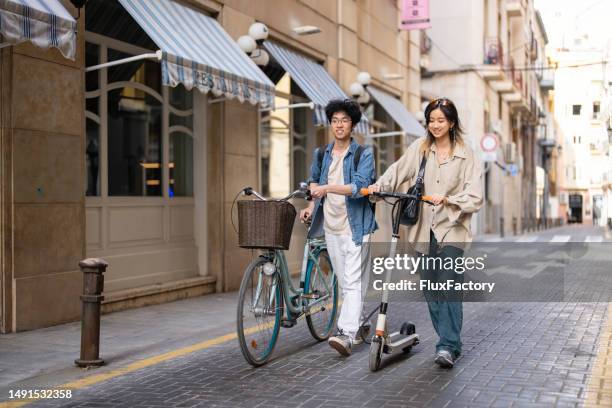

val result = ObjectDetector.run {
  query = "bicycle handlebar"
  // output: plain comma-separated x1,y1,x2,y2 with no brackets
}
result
243,182,311,202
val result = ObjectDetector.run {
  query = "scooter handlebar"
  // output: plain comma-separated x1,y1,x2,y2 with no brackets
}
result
360,187,433,203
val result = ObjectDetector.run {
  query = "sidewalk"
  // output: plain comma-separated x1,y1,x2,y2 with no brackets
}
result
0,292,240,395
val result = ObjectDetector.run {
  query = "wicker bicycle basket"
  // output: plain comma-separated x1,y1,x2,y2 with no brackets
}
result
237,200,297,250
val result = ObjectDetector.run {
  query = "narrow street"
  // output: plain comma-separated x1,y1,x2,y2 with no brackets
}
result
1,225,610,407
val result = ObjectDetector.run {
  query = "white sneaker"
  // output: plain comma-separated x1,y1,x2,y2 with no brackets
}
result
434,349,454,368
328,332,352,356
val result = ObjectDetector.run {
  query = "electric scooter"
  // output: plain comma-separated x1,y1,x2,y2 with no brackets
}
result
360,188,433,372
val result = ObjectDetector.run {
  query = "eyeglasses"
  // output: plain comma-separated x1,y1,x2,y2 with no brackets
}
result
331,118,352,125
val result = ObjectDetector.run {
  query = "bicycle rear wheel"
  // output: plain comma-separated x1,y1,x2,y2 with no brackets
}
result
237,256,283,366
305,249,338,341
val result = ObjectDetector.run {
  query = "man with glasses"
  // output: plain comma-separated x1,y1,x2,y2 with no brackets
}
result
300,99,377,356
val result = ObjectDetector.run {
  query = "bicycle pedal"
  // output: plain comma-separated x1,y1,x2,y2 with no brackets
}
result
280,318,297,328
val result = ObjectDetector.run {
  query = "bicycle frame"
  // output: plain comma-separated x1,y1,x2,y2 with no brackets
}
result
255,238,333,319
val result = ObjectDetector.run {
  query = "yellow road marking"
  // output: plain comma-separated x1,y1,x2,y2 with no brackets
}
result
1,299,339,407
585,303,612,407
0,323,274,407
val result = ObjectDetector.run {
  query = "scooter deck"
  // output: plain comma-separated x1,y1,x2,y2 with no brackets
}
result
384,332,419,354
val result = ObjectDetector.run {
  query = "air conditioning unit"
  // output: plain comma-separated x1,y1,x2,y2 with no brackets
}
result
559,191,568,204
504,142,517,163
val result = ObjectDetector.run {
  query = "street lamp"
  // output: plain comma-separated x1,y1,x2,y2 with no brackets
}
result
357,91,370,106
348,71,372,108
248,22,269,45
69,0,87,19
238,22,270,66
349,82,365,98
357,71,372,86
237,35,256,55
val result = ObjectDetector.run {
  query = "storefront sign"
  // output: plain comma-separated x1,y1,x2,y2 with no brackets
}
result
400,0,431,31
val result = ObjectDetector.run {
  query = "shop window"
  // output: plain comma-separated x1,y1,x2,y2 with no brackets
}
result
85,38,194,198
86,118,100,196
107,48,163,196
260,71,312,197
85,42,100,196
168,84,194,197
169,132,193,196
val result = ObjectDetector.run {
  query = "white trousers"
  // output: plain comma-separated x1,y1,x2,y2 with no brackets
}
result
325,233,370,340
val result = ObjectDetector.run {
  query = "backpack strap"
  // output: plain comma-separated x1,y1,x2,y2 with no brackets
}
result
316,144,327,174
353,145,364,172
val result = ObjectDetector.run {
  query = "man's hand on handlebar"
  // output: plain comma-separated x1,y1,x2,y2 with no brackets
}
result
300,203,314,223
310,185,327,199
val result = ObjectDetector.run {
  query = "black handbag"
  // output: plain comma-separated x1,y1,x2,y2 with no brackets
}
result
400,155,427,226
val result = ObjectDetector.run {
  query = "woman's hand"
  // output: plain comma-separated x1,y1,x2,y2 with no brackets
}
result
300,203,314,223
429,194,447,206
311,185,328,199
367,184,381,194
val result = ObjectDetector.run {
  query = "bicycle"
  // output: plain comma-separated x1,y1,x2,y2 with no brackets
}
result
235,183,339,366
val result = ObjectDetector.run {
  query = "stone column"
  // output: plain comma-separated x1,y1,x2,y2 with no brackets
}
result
0,1,85,332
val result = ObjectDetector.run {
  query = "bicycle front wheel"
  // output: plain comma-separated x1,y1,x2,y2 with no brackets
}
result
237,256,283,366
305,249,338,341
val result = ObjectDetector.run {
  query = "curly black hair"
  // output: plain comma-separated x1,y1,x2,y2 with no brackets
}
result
324,99,362,128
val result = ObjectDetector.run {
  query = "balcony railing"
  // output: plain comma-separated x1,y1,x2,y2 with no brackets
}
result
509,58,523,92
484,37,503,66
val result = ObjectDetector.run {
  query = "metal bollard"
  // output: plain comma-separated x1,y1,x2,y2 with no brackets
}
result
499,217,505,238
75,258,107,367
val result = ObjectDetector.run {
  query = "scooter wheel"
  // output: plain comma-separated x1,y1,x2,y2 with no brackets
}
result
369,337,383,372
402,345,412,354
400,322,416,336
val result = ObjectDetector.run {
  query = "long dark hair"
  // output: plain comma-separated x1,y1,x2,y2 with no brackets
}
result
421,97,464,155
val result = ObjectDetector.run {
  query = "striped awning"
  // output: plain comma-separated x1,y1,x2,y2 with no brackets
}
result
0,0,76,60
264,41,369,134
118,0,274,107
368,86,425,140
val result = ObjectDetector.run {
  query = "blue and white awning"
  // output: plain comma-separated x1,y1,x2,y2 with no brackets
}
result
367,86,425,140
0,0,76,60
118,0,274,107
264,41,369,134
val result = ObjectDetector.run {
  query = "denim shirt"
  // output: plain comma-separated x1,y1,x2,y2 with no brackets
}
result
307,139,378,246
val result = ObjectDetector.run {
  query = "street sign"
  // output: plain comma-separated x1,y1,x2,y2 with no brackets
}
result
480,133,499,152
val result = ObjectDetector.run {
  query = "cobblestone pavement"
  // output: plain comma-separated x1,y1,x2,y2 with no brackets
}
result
21,300,609,408
1,225,610,408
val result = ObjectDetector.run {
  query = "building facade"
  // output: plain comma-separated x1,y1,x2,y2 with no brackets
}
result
0,0,422,332
420,0,553,236
551,38,612,227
